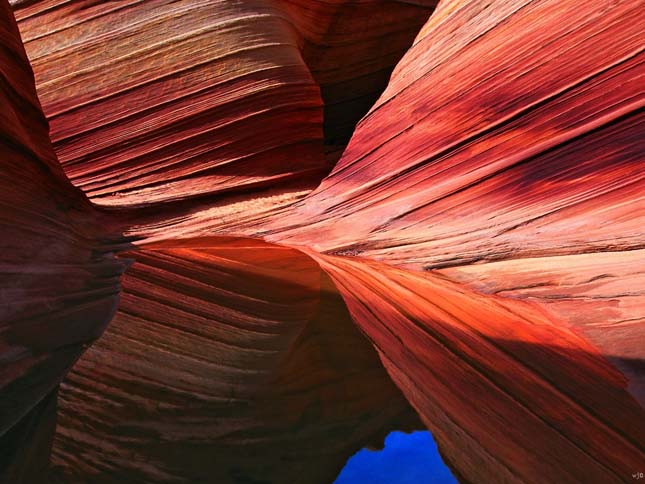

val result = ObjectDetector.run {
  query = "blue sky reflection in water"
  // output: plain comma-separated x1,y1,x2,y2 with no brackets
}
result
334,431,457,484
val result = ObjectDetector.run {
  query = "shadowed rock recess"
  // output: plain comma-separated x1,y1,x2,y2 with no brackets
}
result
1,0,643,483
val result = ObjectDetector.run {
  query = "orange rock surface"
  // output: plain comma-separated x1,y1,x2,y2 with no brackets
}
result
1,0,643,482
316,253,644,483
51,238,419,482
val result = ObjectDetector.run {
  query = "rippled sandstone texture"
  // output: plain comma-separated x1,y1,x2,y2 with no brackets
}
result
0,2,128,481
2,0,644,483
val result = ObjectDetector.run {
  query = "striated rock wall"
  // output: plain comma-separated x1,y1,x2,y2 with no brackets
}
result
12,0,326,207
51,238,420,483
1,0,643,482
0,2,128,480
316,253,644,483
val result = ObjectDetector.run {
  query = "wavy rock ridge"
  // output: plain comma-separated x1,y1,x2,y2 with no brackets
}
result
1,0,644,483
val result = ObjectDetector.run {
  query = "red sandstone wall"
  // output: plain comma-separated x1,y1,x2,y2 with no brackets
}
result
1,0,643,482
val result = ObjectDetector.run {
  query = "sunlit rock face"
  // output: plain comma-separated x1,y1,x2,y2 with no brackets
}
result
315,254,644,483
267,3,645,479
11,0,435,208
1,0,644,483
11,0,326,208
272,0,644,266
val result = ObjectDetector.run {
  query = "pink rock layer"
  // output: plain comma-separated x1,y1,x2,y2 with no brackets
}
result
1,0,643,482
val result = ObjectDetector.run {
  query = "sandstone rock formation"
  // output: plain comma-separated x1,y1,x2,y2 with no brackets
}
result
0,2,127,480
1,0,643,482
